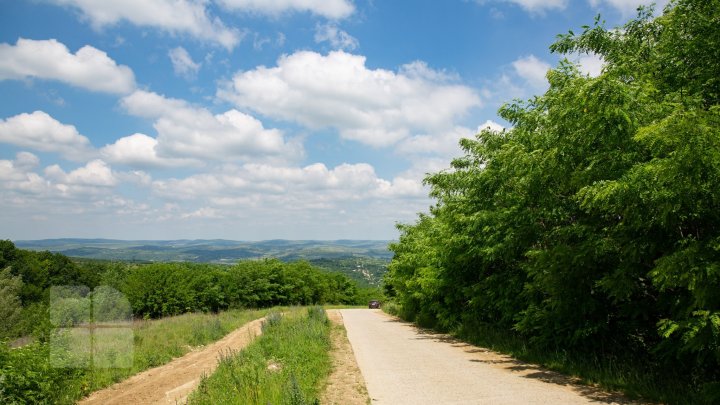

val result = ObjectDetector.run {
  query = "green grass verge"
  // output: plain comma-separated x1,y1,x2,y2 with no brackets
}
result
382,302,697,405
0,308,275,404
190,306,332,405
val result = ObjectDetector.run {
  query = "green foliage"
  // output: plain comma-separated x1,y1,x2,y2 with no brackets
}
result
0,308,271,404
0,268,23,339
386,1,720,402
190,308,331,405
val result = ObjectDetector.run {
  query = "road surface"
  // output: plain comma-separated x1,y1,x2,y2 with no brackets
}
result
340,309,640,405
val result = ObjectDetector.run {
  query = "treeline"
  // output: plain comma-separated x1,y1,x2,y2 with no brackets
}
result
386,0,719,402
0,240,373,339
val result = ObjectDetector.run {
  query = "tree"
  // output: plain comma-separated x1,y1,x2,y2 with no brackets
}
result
0,267,24,338
388,0,720,395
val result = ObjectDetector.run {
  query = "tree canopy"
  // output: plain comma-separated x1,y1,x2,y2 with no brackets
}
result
386,0,720,399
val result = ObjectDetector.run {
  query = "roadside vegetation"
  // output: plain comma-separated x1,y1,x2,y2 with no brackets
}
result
385,1,720,404
0,239,379,403
190,306,332,405
0,308,272,404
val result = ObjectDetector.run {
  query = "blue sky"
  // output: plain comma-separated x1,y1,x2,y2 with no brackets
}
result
0,0,667,240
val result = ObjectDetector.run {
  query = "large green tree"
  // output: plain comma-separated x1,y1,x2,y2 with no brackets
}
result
386,0,719,395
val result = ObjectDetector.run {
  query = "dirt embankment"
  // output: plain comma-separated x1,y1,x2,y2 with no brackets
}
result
78,317,266,405
320,309,370,405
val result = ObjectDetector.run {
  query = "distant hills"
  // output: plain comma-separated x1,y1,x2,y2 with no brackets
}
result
14,239,394,285
14,238,393,262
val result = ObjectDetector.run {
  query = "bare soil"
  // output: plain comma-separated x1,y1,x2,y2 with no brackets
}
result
320,309,371,405
78,317,265,405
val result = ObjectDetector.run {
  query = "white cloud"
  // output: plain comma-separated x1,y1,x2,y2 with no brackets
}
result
0,111,95,161
477,0,567,14
182,207,221,219
47,0,242,49
396,126,476,158
153,162,427,208
119,90,303,164
478,119,505,133
314,23,358,50
0,38,135,94
168,46,201,79
588,0,670,17
14,152,41,171
217,0,355,19
45,159,117,187
573,53,605,77
100,133,198,168
0,154,48,194
512,55,551,90
219,51,480,147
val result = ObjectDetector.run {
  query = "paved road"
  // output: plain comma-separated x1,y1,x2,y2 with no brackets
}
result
340,309,638,405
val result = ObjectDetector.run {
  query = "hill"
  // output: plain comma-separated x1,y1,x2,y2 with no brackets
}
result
14,238,392,285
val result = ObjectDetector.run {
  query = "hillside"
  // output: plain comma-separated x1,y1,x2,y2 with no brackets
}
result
14,238,392,285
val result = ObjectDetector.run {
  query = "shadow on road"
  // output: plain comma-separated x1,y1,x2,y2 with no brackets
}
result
405,323,647,405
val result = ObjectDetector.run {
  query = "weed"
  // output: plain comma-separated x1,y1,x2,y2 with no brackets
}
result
190,307,332,405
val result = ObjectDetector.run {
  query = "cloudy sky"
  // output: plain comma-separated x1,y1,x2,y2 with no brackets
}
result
0,0,667,241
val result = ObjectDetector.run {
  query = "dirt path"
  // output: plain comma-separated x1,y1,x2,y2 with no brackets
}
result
78,317,266,405
320,310,370,405
341,309,645,405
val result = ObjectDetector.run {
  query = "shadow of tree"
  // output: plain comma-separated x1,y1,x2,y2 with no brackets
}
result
403,321,650,405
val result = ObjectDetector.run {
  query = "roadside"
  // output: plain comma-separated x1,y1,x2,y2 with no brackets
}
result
321,309,371,405
78,317,266,404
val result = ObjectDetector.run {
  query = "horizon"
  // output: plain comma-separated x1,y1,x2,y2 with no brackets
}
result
0,0,666,240
12,237,393,242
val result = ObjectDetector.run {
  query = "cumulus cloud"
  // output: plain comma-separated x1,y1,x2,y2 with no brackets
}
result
0,38,135,94
14,152,41,171
476,0,567,14
573,53,605,77
0,154,48,194
47,0,242,49
0,111,95,161
168,46,201,79
219,51,480,147
397,121,505,157
217,0,355,19
100,133,197,168
512,55,551,90
314,23,358,50
396,126,476,158
45,159,117,187
119,90,303,164
153,162,426,208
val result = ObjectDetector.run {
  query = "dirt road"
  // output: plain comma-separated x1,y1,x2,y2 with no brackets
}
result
341,309,639,405
78,317,265,405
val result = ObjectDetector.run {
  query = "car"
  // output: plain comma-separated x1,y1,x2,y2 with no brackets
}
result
368,300,380,309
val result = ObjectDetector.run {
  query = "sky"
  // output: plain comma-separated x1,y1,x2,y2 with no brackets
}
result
0,0,668,241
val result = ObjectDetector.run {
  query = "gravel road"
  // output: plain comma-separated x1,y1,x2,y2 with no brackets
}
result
341,309,640,405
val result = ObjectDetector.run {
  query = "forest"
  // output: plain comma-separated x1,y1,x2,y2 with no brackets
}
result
0,239,375,340
385,0,719,402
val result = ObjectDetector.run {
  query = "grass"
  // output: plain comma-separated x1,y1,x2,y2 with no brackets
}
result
190,306,333,405
0,308,275,404
382,303,701,405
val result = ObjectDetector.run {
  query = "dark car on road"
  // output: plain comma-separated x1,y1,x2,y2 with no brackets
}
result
368,300,381,309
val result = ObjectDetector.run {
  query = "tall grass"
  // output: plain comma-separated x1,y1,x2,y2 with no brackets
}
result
0,308,273,404
190,306,332,405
